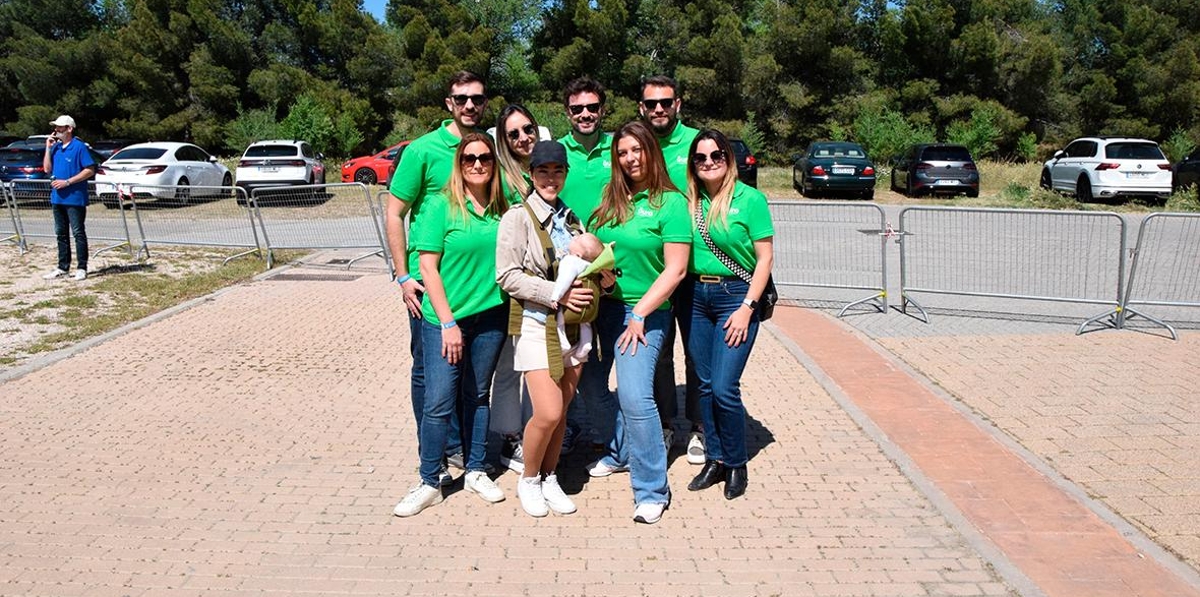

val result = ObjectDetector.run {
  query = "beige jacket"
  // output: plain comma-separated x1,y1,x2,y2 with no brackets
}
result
495,192,583,317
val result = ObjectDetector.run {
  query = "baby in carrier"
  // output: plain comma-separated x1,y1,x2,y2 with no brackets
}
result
552,232,604,360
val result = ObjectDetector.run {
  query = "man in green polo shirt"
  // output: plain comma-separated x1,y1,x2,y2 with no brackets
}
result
386,70,489,475
639,74,703,463
640,75,700,192
558,76,612,224
557,76,615,455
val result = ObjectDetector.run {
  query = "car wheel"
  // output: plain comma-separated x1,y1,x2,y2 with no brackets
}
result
966,188,979,198
1076,175,1093,202
1039,169,1052,190
906,175,918,198
354,168,377,185
861,189,875,201
176,177,190,205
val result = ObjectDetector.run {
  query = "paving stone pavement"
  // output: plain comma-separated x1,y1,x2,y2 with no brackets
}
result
1,270,1014,597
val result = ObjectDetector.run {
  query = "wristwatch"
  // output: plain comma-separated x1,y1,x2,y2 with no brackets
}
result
742,298,758,310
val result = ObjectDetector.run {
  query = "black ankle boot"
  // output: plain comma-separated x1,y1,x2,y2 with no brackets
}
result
688,460,725,491
724,466,747,500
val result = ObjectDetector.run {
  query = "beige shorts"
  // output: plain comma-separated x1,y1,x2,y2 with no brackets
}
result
513,316,589,372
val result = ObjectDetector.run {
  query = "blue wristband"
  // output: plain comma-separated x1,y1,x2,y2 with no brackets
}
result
441,320,457,329
396,274,411,284
630,312,645,323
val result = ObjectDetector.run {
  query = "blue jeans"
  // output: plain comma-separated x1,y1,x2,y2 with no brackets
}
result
687,277,759,467
418,305,506,487
52,204,87,271
583,299,671,505
409,294,461,458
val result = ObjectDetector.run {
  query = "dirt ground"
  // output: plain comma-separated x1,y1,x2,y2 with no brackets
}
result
0,242,265,373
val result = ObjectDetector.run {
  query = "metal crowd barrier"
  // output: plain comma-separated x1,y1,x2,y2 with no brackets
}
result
249,182,387,269
1119,213,1200,339
374,189,398,277
10,180,141,259
768,200,888,316
898,206,1127,334
1,182,27,253
97,182,263,265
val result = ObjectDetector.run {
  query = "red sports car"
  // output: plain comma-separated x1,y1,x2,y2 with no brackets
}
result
340,141,409,186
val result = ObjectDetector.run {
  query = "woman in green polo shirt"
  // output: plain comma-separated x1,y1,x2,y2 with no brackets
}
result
681,130,774,501
393,133,510,518
580,120,691,525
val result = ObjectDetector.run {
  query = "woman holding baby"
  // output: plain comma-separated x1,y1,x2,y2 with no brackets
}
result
496,140,601,518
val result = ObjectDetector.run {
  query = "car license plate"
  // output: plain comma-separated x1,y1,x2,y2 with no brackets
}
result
261,166,279,173
832,166,854,175
935,179,955,185
1126,172,1150,178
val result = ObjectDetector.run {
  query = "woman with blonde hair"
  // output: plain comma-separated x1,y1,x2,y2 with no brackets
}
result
681,129,774,500
393,132,511,517
579,120,691,524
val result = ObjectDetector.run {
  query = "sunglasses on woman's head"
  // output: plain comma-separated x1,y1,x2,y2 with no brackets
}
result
692,150,727,165
568,103,601,115
506,124,537,140
449,94,487,107
460,153,494,166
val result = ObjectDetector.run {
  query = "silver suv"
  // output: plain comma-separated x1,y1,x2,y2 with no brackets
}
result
235,140,325,198
1040,137,1171,202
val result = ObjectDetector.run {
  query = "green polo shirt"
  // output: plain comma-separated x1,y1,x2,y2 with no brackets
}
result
388,120,463,279
658,122,699,192
501,168,531,206
558,133,613,224
410,193,506,322
691,182,775,277
592,189,691,310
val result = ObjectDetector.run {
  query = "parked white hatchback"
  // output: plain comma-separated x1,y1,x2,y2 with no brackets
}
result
1040,137,1171,202
95,142,232,208
235,140,325,202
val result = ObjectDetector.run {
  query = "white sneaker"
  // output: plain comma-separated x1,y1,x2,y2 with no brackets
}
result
71,269,87,281
517,475,548,518
633,502,666,525
464,471,505,503
393,483,442,517
541,473,577,515
686,431,706,465
42,269,67,280
586,459,629,478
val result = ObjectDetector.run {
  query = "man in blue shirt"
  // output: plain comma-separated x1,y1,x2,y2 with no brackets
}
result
42,115,96,281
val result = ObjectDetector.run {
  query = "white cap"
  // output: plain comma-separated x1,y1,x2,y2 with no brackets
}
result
49,115,76,128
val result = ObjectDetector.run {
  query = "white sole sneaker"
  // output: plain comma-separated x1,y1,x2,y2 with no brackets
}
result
686,431,706,465
393,483,443,517
517,476,548,518
541,473,577,515
586,459,629,478
464,471,505,503
633,501,667,524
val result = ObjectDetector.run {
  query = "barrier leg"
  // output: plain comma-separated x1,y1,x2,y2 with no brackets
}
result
901,293,930,323
1116,307,1177,340
1075,307,1120,335
837,291,887,317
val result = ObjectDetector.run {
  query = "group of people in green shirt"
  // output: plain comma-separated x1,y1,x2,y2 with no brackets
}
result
385,71,775,524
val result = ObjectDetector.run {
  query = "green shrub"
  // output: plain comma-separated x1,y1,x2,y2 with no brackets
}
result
946,105,1001,158
1015,132,1038,162
224,105,279,154
853,107,935,163
280,94,335,155
1165,186,1200,212
1161,127,1196,163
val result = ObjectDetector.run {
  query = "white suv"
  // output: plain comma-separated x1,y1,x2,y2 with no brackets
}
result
235,140,325,199
1040,137,1171,202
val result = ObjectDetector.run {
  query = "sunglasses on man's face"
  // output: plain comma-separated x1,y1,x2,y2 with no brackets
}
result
692,150,728,165
641,98,675,111
568,103,601,116
450,94,487,107
506,124,537,140
460,153,494,166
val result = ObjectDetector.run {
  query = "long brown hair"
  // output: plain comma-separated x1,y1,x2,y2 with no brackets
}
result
592,120,678,229
443,133,505,219
686,129,739,228
496,104,538,200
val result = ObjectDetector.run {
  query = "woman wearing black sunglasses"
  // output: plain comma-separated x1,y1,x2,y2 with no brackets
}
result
682,129,774,500
496,105,542,205
393,133,511,517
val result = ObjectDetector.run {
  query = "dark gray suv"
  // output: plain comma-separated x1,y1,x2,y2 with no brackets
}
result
891,144,980,197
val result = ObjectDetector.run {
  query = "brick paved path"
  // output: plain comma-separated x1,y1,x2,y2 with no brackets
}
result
0,268,1195,596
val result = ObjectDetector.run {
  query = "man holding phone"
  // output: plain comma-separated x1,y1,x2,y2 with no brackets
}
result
42,115,96,281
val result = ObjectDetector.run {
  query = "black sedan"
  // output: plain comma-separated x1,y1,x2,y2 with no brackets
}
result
792,141,876,199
